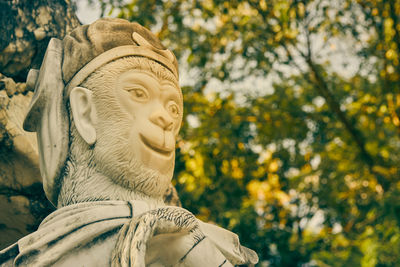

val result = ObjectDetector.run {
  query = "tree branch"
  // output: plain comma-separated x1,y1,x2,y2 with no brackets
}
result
302,31,389,190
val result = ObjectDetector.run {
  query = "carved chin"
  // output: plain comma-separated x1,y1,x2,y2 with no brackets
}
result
138,132,176,176
90,97,175,197
140,133,173,157
93,134,173,198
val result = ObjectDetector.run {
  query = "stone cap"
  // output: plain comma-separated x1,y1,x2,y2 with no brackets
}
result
62,18,179,85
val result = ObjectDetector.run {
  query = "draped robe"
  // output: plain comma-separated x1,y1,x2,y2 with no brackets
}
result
0,200,257,266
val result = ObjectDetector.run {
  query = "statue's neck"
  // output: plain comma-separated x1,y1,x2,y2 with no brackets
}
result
57,159,165,209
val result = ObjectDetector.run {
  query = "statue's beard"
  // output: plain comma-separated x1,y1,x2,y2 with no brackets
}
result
92,98,174,199
57,115,172,208
93,124,173,199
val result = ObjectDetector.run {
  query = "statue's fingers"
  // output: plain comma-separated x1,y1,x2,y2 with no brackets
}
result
130,214,157,267
150,207,200,234
121,219,139,267
112,222,130,267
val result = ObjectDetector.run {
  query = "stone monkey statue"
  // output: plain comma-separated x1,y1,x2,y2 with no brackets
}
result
0,18,258,267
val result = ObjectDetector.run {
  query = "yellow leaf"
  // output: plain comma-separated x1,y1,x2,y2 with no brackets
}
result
268,159,279,173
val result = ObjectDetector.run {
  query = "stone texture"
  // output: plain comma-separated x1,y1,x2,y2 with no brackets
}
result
0,195,35,247
0,0,80,82
0,74,53,249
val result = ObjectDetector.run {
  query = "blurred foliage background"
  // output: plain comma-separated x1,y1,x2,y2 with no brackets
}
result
88,0,400,266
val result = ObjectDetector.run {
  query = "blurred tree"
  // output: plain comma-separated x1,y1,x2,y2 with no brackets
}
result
92,0,400,266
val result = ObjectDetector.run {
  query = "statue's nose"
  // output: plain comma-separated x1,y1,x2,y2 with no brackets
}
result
150,108,174,131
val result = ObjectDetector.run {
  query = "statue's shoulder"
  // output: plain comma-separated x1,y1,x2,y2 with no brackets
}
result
0,243,18,267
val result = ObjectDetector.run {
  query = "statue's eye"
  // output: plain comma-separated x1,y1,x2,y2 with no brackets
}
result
167,101,180,118
127,87,149,102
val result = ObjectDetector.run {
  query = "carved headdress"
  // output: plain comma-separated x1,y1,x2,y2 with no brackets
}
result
23,18,179,205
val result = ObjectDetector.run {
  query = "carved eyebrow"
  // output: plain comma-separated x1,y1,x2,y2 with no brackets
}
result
122,69,160,83
120,73,158,89
161,84,180,96
161,84,183,105
130,69,179,89
120,70,182,100
160,78,182,96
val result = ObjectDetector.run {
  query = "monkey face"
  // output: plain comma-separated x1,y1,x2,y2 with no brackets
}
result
114,69,183,175
89,62,182,197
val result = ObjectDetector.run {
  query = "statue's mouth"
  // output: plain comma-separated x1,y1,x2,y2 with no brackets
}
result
140,134,173,156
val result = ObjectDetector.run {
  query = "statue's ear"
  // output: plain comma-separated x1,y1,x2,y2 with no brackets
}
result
69,87,97,145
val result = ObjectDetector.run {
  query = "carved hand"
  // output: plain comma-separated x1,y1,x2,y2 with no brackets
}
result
111,206,207,267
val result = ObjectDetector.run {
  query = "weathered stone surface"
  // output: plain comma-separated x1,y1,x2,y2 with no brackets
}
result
0,195,35,247
0,90,39,187
0,78,16,97
0,0,80,81
0,75,52,248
